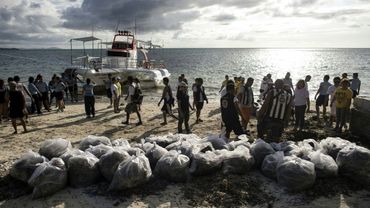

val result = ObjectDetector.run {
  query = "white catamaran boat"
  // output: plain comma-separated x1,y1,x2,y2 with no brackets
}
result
64,30,170,91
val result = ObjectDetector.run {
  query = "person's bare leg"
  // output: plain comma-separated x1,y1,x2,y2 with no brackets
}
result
11,119,17,134
20,118,27,132
323,106,327,120
161,112,167,125
316,105,320,121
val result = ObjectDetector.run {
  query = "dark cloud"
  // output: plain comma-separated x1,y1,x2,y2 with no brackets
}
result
30,2,41,8
61,0,263,33
211,14,237,22
0,2,63,47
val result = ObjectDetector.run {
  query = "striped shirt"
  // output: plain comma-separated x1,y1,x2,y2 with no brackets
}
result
239,85,254,107
267,89,292,120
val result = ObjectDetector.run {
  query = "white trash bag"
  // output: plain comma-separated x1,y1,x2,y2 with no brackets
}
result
145,143,168,169
221,146,255,175
261,151,284,179
250,139,275,167
109,154,152,190
59,148,85,167
99,150,130,181
68,152,100,187
28,158,67,199
85,144,114,158
10,151,48,182
79,135,112,151
336,145,370,185
277,156,316,192
39,138,72,159
155,150,190,182
320,137,352,159
307,151,338,178
189,151,222,176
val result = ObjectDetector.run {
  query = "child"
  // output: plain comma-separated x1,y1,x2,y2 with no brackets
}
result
158,77,177,125
177,82,193,133
294,80,310,131
331,79,352,133
314,75,332,122
82,78,95,118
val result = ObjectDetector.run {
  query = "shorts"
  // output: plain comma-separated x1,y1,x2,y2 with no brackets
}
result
351,89,358,98
125,103,138,114
224,119,244,136
330,104,336,116
161,103,172,114
195,102,204,110
316,94,329,106
106,89,112,98
55,92,64,101
239,106,252,122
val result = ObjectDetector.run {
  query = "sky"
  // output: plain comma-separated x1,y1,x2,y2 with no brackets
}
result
0,0,370,48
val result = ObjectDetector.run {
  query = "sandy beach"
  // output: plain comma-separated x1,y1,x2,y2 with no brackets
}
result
1,98,370,207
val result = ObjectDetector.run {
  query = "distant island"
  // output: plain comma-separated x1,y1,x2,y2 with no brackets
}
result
0,48,19,50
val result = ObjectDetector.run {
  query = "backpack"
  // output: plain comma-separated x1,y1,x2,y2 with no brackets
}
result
132,87,143,104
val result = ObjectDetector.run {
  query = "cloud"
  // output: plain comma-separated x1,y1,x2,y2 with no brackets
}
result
211,14,237,22
30,2,41,8
61,0,264,33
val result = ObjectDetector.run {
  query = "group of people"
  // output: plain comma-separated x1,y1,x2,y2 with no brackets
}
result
0,73,71,133
0,70,362,140
218,72,361,141
157,74,208,133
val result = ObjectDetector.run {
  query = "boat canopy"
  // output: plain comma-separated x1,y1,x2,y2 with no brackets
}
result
70,36,101,42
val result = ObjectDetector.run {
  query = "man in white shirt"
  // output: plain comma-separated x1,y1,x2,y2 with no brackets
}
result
123,76,142,126
327,77,341,127
314,75,332,122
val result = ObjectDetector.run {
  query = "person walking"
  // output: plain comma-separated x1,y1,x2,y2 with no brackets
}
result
257,79,292,142
82,78,95,118
28,76,42,115
221,81,244,139
327,77,341,127
331,79,352,133
237,77,254,133
293,80,310,131
123,76,142,126
54,77,66,112
35,74,51,112
193,78,208,123
8,81,27,134
177,81,193,133
314,75,332,122
158,77,177,125
103,73,113,108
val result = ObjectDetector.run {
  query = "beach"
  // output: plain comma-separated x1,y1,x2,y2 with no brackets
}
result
1,98,370,207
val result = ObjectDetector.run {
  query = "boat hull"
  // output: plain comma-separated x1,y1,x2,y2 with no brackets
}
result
66,66,170,90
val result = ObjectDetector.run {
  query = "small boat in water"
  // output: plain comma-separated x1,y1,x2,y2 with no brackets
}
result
64,30,170,91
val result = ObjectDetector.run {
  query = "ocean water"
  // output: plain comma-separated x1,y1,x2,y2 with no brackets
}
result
0,48,369,99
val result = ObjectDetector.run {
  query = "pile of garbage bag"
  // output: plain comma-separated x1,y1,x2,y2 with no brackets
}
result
10,134,370,198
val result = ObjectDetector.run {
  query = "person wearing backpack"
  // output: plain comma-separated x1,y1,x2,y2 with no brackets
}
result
123,76,142,126
237,77,254,133
158,77,177,125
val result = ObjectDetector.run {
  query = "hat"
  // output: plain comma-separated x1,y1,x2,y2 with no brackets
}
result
116,76,121,80
179,81,188,87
